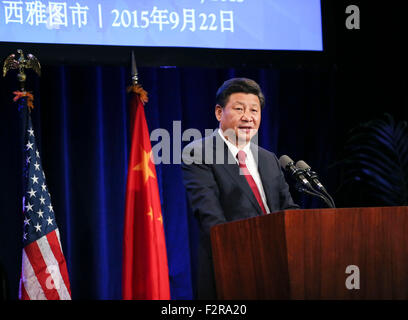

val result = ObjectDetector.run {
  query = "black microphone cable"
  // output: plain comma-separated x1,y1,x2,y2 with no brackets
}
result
296,160,336,208
279,155,334,208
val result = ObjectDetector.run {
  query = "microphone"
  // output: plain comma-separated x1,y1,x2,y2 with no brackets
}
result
279,155,335,208
295,160,326,191
295,160,335,208
278,155,311,188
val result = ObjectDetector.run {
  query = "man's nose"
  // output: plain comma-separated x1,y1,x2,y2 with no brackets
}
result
241,110,253,121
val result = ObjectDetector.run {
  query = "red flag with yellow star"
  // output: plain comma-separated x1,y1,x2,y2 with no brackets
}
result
122,85,171,300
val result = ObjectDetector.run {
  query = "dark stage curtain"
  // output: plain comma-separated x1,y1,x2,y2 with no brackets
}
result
0,63,388,300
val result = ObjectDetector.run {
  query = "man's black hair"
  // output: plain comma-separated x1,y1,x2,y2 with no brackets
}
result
215,78,265,109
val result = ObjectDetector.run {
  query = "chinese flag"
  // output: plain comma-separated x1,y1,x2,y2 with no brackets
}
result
122,86,171,300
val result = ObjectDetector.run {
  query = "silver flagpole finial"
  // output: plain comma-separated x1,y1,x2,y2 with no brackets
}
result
131,51,138,85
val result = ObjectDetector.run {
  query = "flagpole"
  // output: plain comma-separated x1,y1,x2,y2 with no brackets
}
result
127,51,148,107
122,51,170,300
3,49,72,300
131,50,138,86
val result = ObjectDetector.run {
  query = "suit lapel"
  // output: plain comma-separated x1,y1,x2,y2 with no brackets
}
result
213,131,264,216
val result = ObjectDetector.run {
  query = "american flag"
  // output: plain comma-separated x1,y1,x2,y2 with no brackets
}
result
19,114,71,300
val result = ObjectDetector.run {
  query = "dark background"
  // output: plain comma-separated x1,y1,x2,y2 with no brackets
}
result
1,0,407,299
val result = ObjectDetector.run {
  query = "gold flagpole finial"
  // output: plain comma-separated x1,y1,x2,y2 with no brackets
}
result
3,49,41,91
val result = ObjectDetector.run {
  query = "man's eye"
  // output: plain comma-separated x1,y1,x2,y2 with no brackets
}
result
251,109,258,113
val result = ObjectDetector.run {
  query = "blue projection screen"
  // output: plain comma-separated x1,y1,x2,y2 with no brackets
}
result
0,0,323,51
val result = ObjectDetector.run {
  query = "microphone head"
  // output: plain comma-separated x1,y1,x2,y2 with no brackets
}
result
279,155,294,169
296,160,311,170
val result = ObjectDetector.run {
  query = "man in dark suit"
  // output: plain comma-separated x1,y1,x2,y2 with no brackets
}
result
181,78,298,299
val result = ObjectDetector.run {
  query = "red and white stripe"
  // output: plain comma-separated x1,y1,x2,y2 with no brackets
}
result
19,229,71,300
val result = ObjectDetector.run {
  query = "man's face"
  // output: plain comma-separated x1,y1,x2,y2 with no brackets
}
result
215,92,261,147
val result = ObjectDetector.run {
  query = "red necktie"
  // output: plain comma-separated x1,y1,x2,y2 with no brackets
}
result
237,150,267,214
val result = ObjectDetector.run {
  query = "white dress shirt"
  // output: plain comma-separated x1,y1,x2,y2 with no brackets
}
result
217,129,271,213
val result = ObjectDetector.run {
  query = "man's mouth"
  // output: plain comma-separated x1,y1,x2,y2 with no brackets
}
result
238,126,253,133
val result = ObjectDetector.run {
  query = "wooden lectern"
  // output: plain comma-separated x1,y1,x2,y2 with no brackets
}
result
210,207,408,299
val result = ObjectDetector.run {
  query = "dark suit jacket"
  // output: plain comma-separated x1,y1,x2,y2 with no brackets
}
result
181,130,298,299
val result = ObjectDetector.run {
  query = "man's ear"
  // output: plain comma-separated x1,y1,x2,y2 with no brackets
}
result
215,104,223,121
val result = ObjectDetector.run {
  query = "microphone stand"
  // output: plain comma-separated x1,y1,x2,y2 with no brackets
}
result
295,182,335,208
302,169,336,208
279,155,336,208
